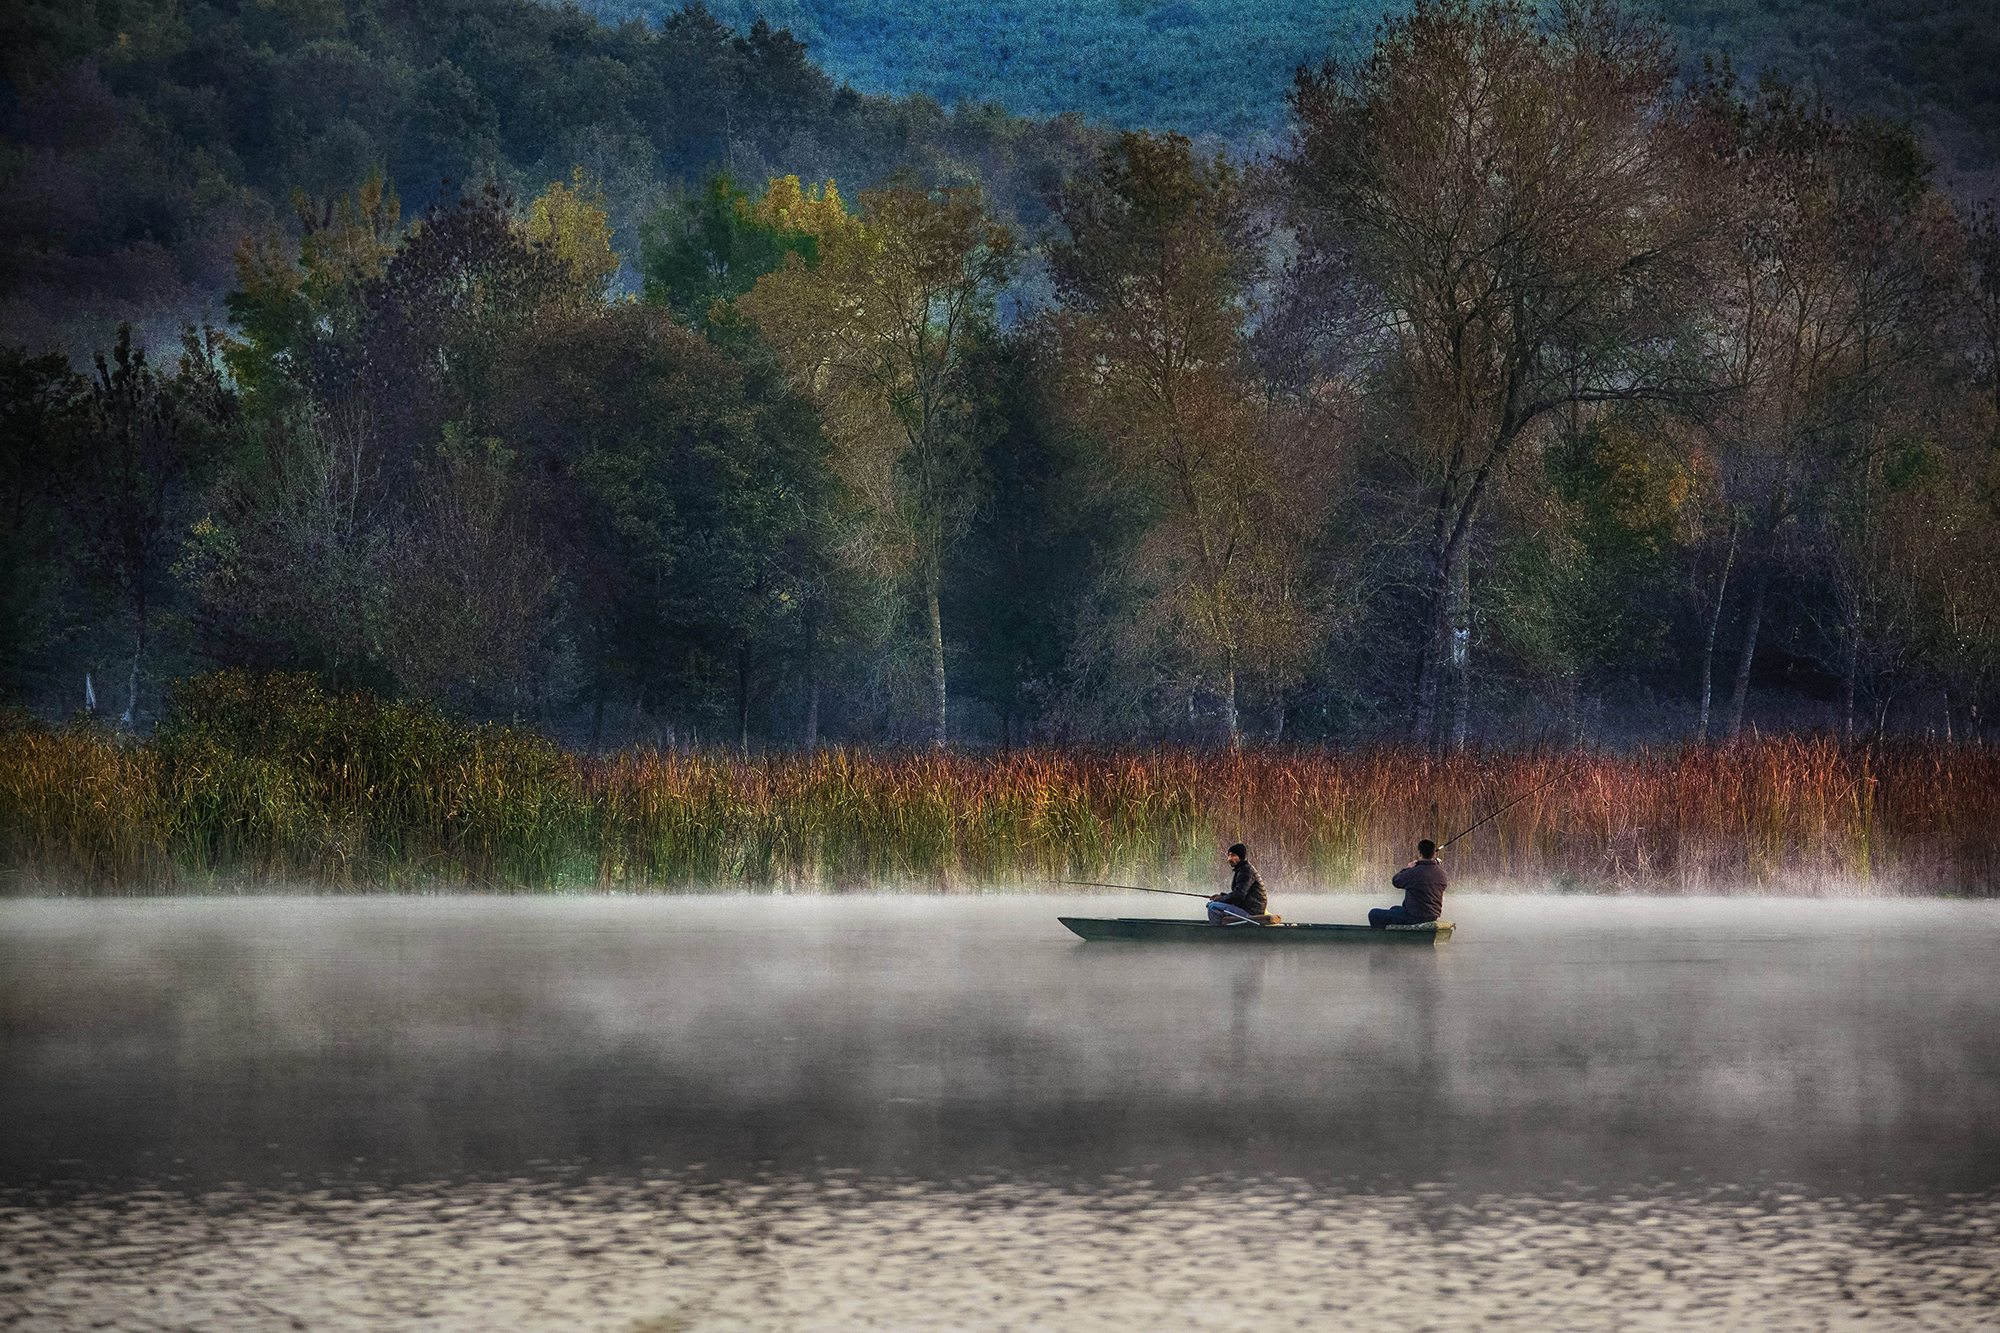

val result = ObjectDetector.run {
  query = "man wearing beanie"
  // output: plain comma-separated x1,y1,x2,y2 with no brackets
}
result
1208,843,1267,925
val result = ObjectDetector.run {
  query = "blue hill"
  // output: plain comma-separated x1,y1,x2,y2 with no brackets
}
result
576,0,1403,142
564,0,2000,172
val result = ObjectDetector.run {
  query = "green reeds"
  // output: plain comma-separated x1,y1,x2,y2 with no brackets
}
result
1,674,1995,895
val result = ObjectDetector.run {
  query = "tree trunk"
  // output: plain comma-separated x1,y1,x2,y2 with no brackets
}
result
926,565,947,749
120,600,147,729
736,643,751,754
1223,645,1240,751
1416,487,1487,750
802,596,820,749
1725,564,1770,740
1696,526,1736,742
1841,628,1859,743
1413,550,1448,746
804,669,821,750
1448,542,1471,751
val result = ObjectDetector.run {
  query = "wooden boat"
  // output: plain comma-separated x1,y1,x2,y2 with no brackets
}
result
1059,917,1453,945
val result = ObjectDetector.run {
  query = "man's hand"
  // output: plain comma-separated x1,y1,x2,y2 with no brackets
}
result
1209,893,1223,902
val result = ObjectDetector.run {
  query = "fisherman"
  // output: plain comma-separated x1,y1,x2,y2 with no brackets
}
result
1371,839,1445,927
1208,843,1266,925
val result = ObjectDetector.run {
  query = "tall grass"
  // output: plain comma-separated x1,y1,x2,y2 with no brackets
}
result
2,673,1995,895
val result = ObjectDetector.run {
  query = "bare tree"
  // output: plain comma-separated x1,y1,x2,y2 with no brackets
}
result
1693,73,1962,738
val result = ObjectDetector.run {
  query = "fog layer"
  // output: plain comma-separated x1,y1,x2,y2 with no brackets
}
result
6,894,1996,1195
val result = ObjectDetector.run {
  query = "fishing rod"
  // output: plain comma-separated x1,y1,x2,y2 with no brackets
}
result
1058,878,1212,900
1437,761,1586,853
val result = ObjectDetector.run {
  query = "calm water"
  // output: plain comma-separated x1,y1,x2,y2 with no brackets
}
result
4,893,1997,1328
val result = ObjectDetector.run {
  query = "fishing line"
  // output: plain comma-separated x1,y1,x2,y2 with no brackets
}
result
1437,761,1586,853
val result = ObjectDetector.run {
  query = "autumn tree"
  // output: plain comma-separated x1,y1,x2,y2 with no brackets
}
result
735,177,1014,748
1047,131,1326,748
200,173,607,698
527,169,622,309
1285,0,1709,748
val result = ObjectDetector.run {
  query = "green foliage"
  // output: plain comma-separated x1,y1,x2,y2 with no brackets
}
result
498,301,830,731
148,670,581,886
0,348,90,700
641,174,821,331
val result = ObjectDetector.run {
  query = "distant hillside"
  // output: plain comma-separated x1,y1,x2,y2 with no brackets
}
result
575,0,2000,170
6,0,1994,356
1667,0,2000,176
586,0,1397,144
0,0,1101,357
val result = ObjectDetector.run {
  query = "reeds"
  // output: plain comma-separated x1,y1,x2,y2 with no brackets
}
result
2,674,1995,895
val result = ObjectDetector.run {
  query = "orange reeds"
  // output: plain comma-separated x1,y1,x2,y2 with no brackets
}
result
1,679,1995,895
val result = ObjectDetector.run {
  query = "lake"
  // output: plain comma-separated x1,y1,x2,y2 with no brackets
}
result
4,893,1997,1328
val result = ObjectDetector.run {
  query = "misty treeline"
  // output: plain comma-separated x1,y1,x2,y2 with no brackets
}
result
7,0,2000,750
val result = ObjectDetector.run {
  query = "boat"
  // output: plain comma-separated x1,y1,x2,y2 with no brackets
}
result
1058,917,1453,945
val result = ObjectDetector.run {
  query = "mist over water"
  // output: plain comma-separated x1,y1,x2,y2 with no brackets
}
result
5,894,1998,1327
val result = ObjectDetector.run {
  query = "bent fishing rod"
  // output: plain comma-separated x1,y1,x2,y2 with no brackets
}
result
1436,761,1586,853
1058,878,1212,900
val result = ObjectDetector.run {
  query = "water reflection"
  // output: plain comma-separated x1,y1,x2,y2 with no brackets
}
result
6,1172,1995,1330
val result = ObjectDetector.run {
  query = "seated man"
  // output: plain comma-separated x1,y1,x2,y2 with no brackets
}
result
1371,839,1446,928
1208,843,1266,925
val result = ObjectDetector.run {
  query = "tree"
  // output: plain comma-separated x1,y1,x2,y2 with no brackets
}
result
525,168,623,311
64,326,231,724
1693,74,1963,738
735,177,1014,747
1047,131,1325,748
500,302,829,747
0,348,89,703
205,173,602,699
640,173,823,333
374,425,558,715
1285,0,1709,748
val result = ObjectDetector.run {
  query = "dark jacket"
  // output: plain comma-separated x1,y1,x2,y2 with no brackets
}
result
1222,860,1266,915
1389,859,1447,922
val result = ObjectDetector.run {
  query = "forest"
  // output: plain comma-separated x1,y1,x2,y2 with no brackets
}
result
642,0,2000,167
4,0,2000,757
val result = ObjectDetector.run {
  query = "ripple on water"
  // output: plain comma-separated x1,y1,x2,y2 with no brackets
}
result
4,1175,1997,1331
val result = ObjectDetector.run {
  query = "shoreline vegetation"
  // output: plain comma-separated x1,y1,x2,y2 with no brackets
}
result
1,675,1993,898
